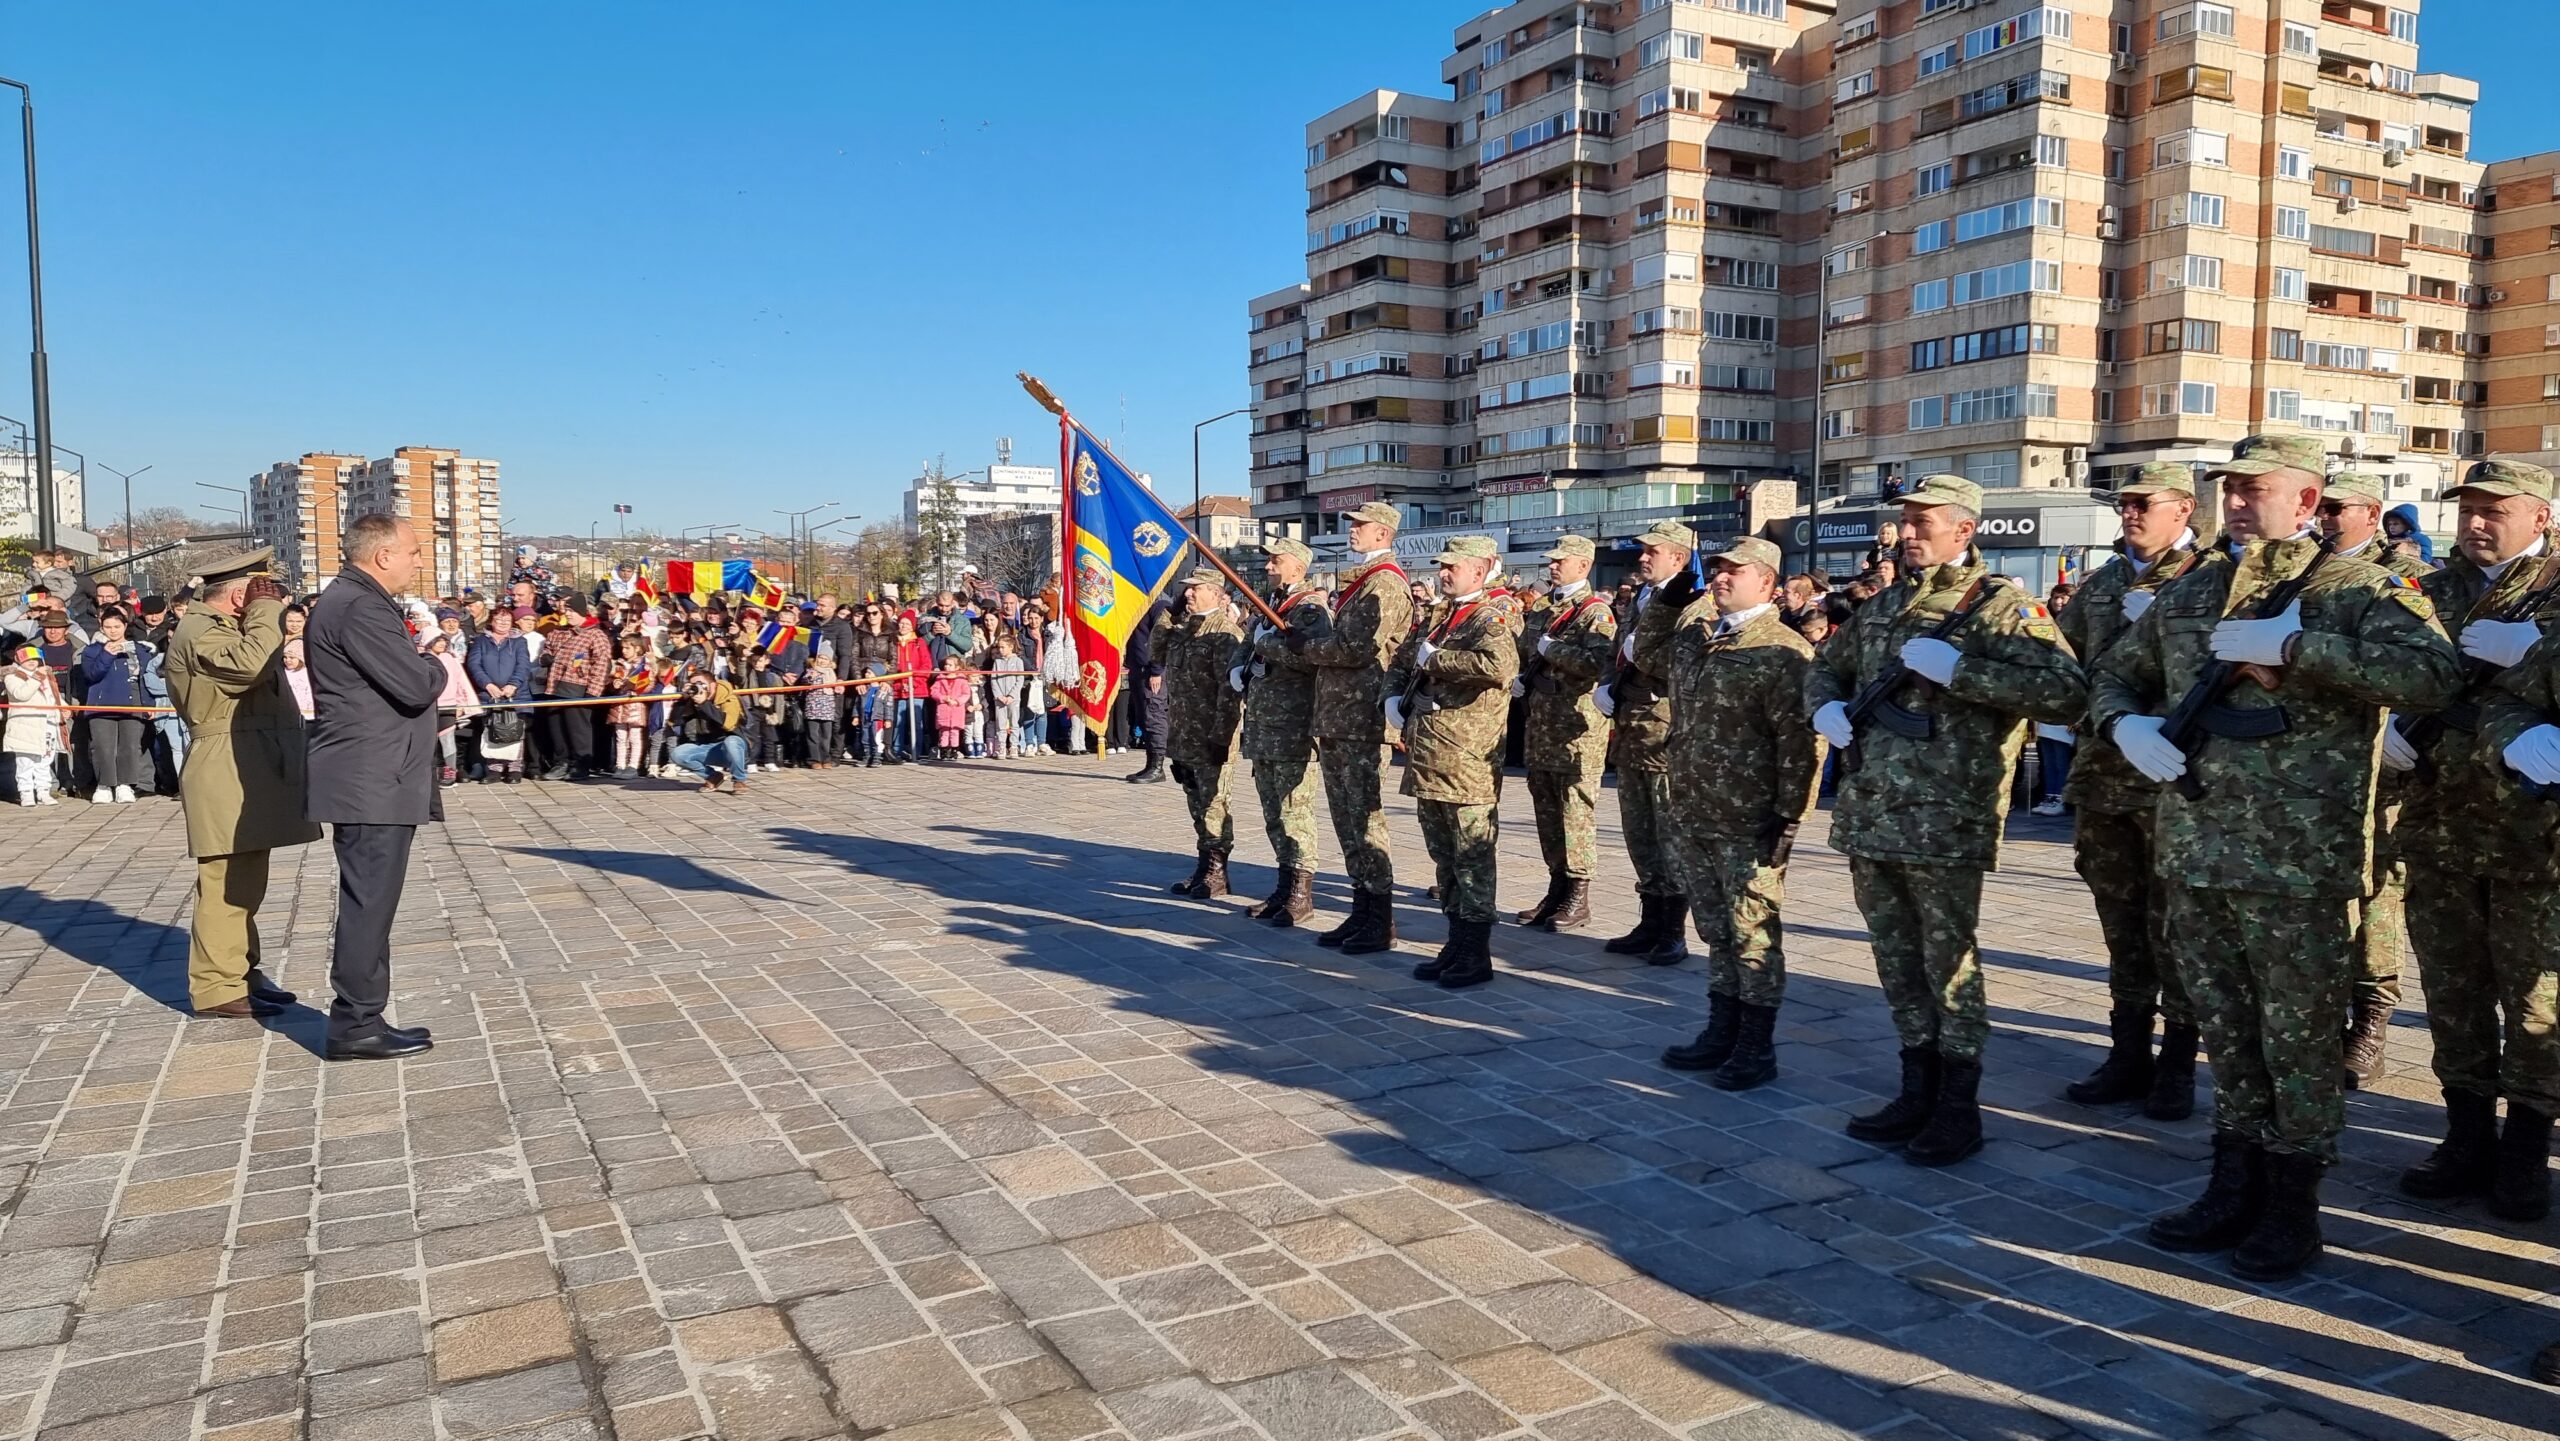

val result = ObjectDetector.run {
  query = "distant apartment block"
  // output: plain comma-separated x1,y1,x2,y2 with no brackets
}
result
249,452,365,592
252,446,503,597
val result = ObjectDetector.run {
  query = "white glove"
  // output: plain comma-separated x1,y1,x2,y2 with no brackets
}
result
2379,714,2418,773
2461,618,2543,670
2209,600,2302,666
1620,631,1637,662
1507,677,1526,699
2120,591,2155,623
1384,696,1407,731
1414,639,1439,668
1536,635,1553,657
1593,686,1617,718
1813,700,1856,750
2111,714,2188,784
1227,665,1246,694
1901,638,1959,686
2504,724,2560,785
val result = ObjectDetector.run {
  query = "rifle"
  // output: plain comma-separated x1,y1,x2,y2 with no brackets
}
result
2400,552,2560,782
2156,535,2336,801
1837,575,2010,776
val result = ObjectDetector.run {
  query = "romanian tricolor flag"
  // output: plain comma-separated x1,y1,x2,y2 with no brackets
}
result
664,558,756,600
1058,416,1190,727
755,620,811,655
631,557,661,605
750,572,787,609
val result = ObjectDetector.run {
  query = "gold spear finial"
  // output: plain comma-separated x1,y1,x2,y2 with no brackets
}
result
1016,372,1066,416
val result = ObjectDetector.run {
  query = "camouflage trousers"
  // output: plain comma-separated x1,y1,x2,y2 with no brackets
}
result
1176,761,1233,855
1316,740,1395,892
2072,806,2192,1026
1672,829,1788,1006
2165,886,2354,1162
2351,858,2406,1009
2407,863,2560,1114
1616,768,1678,896
1527,764,1601,880
1416,799,1499,925
1847,857,1988,1060
1252,758,1320,873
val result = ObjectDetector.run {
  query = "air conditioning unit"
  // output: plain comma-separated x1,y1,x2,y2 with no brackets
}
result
2099,361,2119,378
2383,141,2407,166
1760,340,1778,355
2066,447,2088,465
2113,51,2136,73
1511,26,1531,44
2489,288,2510,303
2103,297,2124,313
1611,430,1628,445
1578,342,1601,356
2339,195,2361,212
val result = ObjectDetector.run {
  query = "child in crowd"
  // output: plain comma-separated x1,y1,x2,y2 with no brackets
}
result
424,631,477,788
929,654,973,761
986,631,1024,759
744,645,783,771
281,637,315,720
643,653,682,777
802,653,840,769
606,633,652,779
4,644,64,805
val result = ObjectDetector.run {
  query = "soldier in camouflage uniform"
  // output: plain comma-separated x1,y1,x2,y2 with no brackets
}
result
2414,459,2560,1224
1807,475,2087,1167
2320,470,2439,1087
1658,538,1821,1091
1385,536,1519,989
1295,501,1414,954
1512,535,1616,931
1232,536,1331,927
2095,434,2461,1281
2053,462,2212,1120
1600,520,1706,964
1161,568,1245,901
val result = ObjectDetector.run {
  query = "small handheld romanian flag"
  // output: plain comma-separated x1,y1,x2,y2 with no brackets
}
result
631,557,661,605
755,620,811,655
1059,419,1191,728
750,573,787,609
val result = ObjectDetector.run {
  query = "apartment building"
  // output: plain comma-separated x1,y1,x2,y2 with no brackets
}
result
1258,0,2550,584
248,452,365,591
2479,150,2560,461
343,447,505,597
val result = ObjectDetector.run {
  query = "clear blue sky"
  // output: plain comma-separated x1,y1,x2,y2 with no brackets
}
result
0,2,2551,538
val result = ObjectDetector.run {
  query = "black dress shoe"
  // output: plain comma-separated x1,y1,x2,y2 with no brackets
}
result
389,1024,433,1042
325,1031,435,1062
244,971,296,1006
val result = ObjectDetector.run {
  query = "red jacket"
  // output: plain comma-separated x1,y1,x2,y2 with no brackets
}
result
893,638,935,699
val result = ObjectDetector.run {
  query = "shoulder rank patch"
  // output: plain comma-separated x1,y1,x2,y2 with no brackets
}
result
2387,580,2435,619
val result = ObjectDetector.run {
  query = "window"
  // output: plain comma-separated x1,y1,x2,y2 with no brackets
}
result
2283,21,2318,55
1823,408,1864,440
1703,417,1775,442
2545,425,2560,451
1639,31,1705,66
1954,195,2063,243
2141,382,2218,417
1717,258,1780,290
1505,320,1576,357
1916,162,1953,196
1836,70,1876,103
2153,193,2226,229
1916,42,1960,78
1629,306,1698,334
1637,86,1704,118
2305,341,2369,371
1834,184,1873,214
2154,129,2228,168
1912,221,1951,254
2388,9,2417,42
2274,267,2306,302
2155,66,2235,103
1701,310,1779,342
2271,328,2302,360
2149,255,2222,293
2158,2,2235,40
1951,258,2061,304
1912,279,1951,314
2146,319,2221,354
1823,352,1866,383
2546,324,2560,350
1630,361,1697,389
2544,375,2560,401
2275,205,2309,240
1837,13,1878,44
1964,450,2018,489
1945,323,2058,365
1909,397,1946,431
1947,384,2049,425
1700,364,1777,392
1714,0,1784,16
1631,253,1699,286
1307,442,1408,476
1964,6,2071,62
2037,134,2070,168
2277,146,2310,180
2268,389,2301,423
1958,69,2071,122
1911,339,1946,371
1331,352,1410,379
2309,225,2376,257
1826,294,1869,326
1826,243,1868,276
1378,115,1409,142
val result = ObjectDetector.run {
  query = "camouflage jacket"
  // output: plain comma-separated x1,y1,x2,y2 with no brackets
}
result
1667,604,1822,840
1611,574,1707,773
1806,551,2087,869
1304,556,1413,744
1161,609,1243,764
1236,585,1330,763
1518,585,1616,772
2347,538,2435,584
1387,592,1520,805
2057,536,2210,815
2091,536,2463,899
2397,547,2560,879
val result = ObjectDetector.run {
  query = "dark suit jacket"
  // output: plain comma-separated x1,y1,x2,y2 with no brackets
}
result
306,566,447,826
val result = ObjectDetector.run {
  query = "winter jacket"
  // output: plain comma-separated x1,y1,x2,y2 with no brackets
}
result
77,637,153,710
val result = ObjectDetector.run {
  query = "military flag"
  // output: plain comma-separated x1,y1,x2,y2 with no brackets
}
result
1057,416,1191,728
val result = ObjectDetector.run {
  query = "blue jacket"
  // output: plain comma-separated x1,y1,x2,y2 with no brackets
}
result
77,638,152,708
2386,503,2435,563
465,631,534,708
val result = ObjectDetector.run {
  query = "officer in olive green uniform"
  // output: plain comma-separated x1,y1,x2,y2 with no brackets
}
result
2096,434,2461,1281
1659,538,1821,1091
1386,536,1519,989
1807,475,2087,1167
2320,470,2439,1087
1296,501,1414,953
2053,462,2212,1119
1161,568,1245,900
1512,535,1615,931
1601,520,1705,963
1233,536,1331,926
2409,458,2560,1223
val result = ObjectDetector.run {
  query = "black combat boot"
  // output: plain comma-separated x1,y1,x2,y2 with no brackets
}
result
2400,1089,2499,1200
1711,1003,1780,1092
2342,998,2392,1090
2146,1022,2200,1121
1315,890,1365,948
1339,889,1397,956
1603,893,1662,955
1268,869,1315,929
2490,1104,2554,1223
2149,1132,2266,1252
1436,919,1495,990
2066,1007,2155,1106
1516,874,1567,927
1127,756,1168,784
1170,848,1212,897
1847,1048,1941,1144
1412,926,1455,983
1251,869,1290,920
1661,991,1739,1072
1541,878,1591,932
1903,1054,1983,1166
2232,1150,2326,1281
1644,896,1692,966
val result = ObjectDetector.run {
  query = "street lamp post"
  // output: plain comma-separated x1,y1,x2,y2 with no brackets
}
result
0,79,54,553
808,514,860,593
197,481,247,528
1191,407,1252,545
679,522,737,560
774,502,838,596
94,460,150,559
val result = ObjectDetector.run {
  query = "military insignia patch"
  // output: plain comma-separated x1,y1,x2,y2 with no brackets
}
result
2388,581,2435,619
1074,452,1102,496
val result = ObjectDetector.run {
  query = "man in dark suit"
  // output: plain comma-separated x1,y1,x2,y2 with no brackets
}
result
305,513,447,1061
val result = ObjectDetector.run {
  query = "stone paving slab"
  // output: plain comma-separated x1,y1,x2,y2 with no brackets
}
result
0,755,2553,1441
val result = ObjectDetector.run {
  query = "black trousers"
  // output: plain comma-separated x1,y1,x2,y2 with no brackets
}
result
329,822,415,1042
1140,678,1168,760
540,692,595,773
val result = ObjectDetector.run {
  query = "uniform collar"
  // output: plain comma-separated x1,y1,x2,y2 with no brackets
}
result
1715,602,1771,635
2479,535,2548,585
2126,528,2197,576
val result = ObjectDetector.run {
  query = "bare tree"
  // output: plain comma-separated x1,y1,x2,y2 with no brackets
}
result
914,454,966,593
963,511,1053,598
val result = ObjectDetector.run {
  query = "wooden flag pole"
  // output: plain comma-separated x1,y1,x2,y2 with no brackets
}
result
1016,372,1289,630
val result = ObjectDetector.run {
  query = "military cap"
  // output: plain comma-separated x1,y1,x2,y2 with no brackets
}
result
2321,472,2388,507
1901,474,1982,512
2207,433,2328,479
1260,534,1313,563
1347,501,1402,530
1710,537,1784,573
1179,566,1227,589
193,545,275,586
1635,520,1697,551
2447,456,2558,501
1542,534,1596,562
2118,461,2197,497
1432,535,1500,565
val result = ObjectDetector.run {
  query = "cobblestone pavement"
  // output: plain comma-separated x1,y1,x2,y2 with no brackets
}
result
0,755,2553,1441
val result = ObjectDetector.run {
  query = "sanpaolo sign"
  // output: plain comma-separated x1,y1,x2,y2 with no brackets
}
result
1790,507,2044,549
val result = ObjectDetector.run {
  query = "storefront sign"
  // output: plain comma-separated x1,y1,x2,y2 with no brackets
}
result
1393,524,1510,565
1317,486,1380,513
